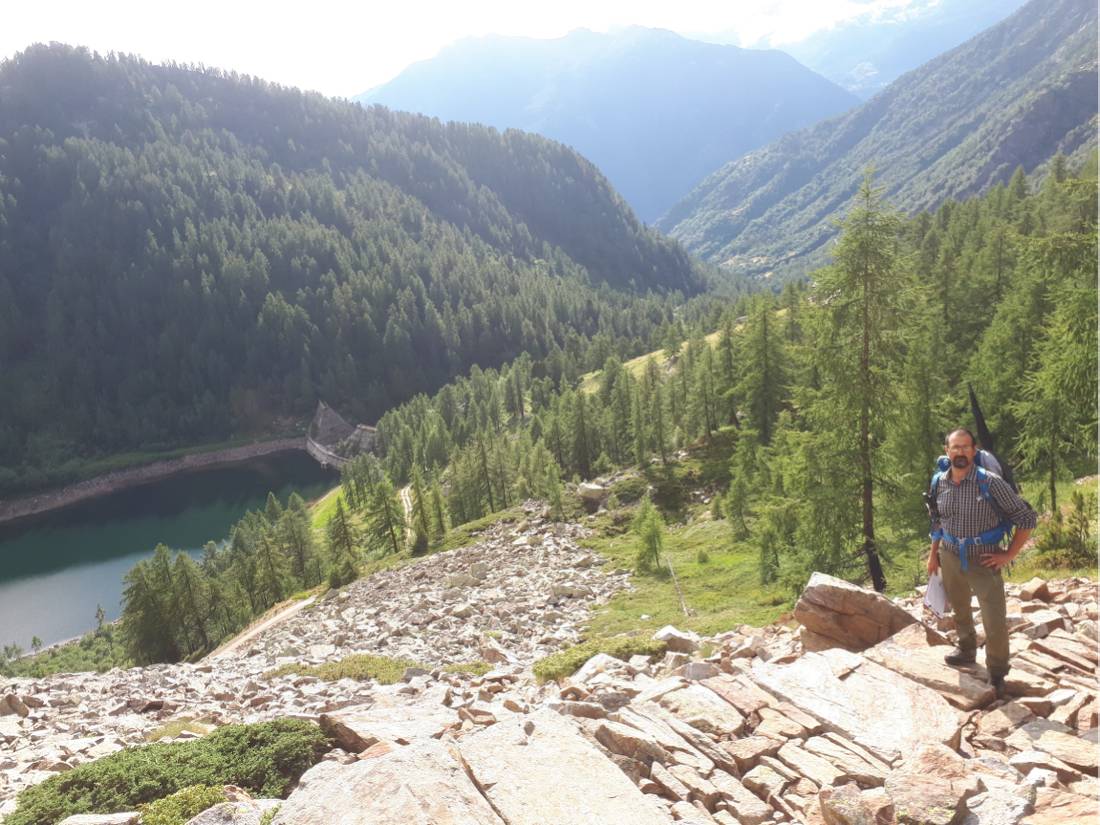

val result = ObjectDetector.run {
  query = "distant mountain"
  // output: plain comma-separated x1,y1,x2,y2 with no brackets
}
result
357,27,858,223
0,44,704,490
659,0,1098,279
782,0,1030,98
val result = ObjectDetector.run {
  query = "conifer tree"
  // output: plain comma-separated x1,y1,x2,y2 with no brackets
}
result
736,294,787,445
120,546,179,664
280,493,321,586
1012,282,1098,511
172,552,212,654
409,466,432,554
429,476,448,540
366,477,406,556
632,496,665,573
808,172,905,592
326,499,359,581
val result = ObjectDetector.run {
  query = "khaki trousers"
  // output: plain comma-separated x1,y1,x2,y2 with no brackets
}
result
939,546,1010,678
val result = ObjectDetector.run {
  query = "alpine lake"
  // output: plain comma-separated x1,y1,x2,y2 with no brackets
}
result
0,450,337,651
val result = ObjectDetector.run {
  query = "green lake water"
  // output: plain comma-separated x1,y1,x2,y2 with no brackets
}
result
0,450,337,650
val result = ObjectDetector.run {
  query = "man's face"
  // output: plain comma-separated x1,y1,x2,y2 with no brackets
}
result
946,432,976,469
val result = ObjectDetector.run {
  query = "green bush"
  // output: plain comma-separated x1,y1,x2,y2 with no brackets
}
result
532,636,667,683
140,785,226,825
265,653,422,685
609,474,647,504
7,719,330,825
1033,490,1097,568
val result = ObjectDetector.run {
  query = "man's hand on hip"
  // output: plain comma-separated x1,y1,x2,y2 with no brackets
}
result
978,551,1014,571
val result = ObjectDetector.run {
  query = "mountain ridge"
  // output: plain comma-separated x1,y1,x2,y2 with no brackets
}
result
659,0,1098,278
359,27,859,222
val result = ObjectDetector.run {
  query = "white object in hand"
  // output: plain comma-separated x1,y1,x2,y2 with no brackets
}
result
924,571,949,618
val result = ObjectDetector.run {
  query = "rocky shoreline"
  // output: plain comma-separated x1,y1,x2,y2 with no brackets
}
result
0,438,308,528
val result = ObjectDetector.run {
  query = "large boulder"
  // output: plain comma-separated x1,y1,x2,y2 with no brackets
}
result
319,698,459,751
883,744,982,825
272,742,503,824
458,708,673,825
185,799,281,824
794,572,918,652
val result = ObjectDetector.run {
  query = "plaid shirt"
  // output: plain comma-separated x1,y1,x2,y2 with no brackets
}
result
931,464,1037,556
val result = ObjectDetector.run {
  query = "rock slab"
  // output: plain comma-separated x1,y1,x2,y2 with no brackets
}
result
272,741,503,825
459,708,673,825
753,648,961,763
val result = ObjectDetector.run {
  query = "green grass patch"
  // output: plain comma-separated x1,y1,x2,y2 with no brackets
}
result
533,635,668,683
139,785,227,825
267,655,495,684
0,629,131,678
578,331,724,395
435,507,522,553
7,719,330,825
582,513,791,640
441,661,493,676
309,485,347,533
265,653,423,685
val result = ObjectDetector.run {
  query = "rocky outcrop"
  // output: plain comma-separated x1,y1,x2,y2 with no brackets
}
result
793,572,918,652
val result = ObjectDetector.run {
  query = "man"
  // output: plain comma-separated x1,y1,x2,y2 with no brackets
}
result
926,428,1036,698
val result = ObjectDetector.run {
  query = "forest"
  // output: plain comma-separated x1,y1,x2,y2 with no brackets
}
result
0,44,709,495
105,159,1096,667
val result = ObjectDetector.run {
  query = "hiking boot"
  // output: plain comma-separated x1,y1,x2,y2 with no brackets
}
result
943,647,976,667
990,675,1007,700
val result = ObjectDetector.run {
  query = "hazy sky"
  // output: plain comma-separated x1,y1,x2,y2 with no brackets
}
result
1,0,935,98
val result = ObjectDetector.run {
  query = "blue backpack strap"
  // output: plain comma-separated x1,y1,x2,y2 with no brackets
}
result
928,470,945,540
975,465,991,501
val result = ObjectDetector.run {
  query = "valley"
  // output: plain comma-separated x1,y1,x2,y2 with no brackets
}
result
0,3,1096,823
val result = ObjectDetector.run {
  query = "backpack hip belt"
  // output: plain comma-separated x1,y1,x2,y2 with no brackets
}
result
939,524,1012,571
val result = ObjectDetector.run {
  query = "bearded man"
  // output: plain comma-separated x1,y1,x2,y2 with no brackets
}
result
926,427,1036,698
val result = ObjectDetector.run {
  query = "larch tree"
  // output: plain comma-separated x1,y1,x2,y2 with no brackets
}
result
809,172,906,593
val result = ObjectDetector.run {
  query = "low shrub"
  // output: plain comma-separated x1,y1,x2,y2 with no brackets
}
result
139,785,226,825
609,474,647,504
532,636,667,683
265,653,421,685
7,719,330,825
441,661,492,676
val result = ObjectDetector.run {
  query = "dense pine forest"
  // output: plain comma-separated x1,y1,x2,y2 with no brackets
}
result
0,44,709,495
98,160,1096,667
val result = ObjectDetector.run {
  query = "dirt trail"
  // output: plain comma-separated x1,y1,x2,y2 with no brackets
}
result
400,484,413,550
206,595,317,659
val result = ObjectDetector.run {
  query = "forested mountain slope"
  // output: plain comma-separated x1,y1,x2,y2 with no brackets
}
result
660,0,1098,279
359,27,858,223
0,44,704,493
